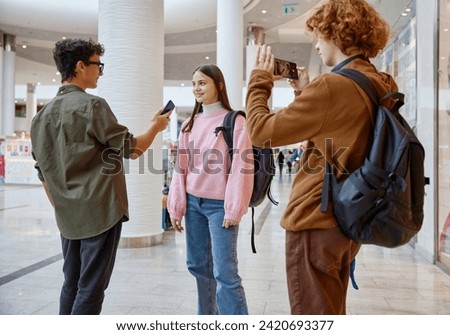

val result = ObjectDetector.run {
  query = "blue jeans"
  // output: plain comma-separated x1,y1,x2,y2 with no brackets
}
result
185,193,248,315
59,221,122,314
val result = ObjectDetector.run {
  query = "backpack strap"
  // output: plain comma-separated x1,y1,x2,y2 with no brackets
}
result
251,208,257,253
335,68,379,105
214,110,246,162
382,92,405,113
320,161,333,212
336,69,405,111
350,258,359,290
267,186,279,206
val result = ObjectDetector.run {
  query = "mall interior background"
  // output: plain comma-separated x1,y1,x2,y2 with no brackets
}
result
0,0,449,274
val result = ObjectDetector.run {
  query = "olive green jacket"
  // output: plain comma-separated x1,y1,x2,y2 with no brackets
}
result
31,85,135,239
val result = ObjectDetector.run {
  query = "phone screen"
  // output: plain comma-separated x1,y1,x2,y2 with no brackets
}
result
274,58,299,80
162,100,175,115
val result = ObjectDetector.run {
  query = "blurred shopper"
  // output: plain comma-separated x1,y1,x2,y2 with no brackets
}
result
277,150,285,176
167,64,253,315
290,140,309,174
31,38,170,315
245,0,397,314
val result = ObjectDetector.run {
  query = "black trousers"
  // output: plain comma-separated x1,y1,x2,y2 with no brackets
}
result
59,220,122,315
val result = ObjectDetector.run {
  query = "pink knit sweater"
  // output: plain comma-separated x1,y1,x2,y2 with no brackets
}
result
167,105,254,222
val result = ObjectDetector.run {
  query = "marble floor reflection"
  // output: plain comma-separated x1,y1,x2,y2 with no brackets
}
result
1,174,450,315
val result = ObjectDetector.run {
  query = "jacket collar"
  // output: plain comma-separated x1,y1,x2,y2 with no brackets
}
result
332,54,367,72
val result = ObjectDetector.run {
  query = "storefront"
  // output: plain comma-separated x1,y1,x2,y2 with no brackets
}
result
374,0,450,273
2,134,40,185
438,0,450,269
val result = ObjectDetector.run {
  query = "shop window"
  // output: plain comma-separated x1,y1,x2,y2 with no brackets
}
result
438,0,450,267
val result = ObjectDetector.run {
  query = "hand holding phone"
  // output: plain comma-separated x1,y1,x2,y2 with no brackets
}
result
161,100,175,115
274,58,299,80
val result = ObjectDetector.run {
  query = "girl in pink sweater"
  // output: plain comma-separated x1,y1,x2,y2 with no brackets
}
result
167,64,253,315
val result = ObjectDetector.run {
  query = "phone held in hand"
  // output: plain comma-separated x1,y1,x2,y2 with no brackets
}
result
162,100,175,115
273,58,299,80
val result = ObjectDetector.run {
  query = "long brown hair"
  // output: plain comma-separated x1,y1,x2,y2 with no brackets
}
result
182,64,233,133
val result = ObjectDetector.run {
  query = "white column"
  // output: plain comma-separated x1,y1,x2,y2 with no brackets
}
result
2,34,15,136
25,83,37,132
0,33,4,136
98,0,165,248
169,109,178,142
245,26,272,110
217,0,243,109
245,41,258,110
246,26,264,86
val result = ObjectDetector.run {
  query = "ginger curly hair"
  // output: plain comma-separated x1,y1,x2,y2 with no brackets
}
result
306,0,390,58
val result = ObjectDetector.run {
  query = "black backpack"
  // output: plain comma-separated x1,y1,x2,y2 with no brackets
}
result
215,110,278,253
320,69,428,248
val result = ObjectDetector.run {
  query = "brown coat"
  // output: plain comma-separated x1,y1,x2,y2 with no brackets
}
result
245,58,398,232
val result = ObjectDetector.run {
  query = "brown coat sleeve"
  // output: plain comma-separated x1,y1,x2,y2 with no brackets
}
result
245,69,330,148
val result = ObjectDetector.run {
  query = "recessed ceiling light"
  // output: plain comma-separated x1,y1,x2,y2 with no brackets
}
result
22,45,27,49
205,56,210,60
262,10,267,14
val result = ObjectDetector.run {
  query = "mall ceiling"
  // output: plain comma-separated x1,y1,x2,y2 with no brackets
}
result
0,0,413,87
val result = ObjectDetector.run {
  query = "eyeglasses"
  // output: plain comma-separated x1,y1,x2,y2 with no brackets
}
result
85,61,104,74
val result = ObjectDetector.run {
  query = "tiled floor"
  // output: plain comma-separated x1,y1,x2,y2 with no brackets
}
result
1,173,450,315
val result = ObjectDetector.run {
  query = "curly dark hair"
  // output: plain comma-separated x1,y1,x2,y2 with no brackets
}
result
182,64,233,133
53,38,104,82
306,0,390,58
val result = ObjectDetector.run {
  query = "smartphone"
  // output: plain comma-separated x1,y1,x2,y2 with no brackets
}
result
161,100,175,115
273,58,299,80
